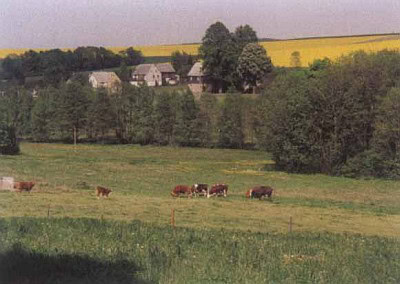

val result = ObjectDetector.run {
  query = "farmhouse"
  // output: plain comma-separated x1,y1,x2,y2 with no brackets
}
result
187,62,210,93
89,72,121,92
130,63,177,86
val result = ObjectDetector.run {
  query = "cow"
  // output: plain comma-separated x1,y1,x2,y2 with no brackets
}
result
207,184,228,198
191,184,208,197
246,186,273,200
13,181,35,193
171,185,192,198
96,186,112,198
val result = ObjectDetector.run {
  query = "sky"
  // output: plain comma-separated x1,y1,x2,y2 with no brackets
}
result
1,0,399,49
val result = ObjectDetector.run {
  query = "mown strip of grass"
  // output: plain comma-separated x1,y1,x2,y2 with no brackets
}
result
0,217,399,284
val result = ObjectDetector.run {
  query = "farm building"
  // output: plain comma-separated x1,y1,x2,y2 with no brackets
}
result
130,63,177,86
89,72,121,92
187,62,211,93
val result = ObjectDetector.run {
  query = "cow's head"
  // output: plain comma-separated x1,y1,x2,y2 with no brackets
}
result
246,189,252,198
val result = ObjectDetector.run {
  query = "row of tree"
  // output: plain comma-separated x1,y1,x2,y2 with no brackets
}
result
255,50,400,178
2,46,144,85
0,82,254,148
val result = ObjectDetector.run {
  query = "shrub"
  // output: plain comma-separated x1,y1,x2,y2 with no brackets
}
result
0,124,20,155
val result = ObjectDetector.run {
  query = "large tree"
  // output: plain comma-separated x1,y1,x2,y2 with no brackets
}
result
199,22,236,92
237,43,273,93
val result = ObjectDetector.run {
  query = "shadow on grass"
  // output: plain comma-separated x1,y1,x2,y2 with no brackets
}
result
0,244,152,284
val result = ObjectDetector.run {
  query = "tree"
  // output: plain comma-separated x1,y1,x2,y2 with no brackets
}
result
31,87,58,141
153,92,175,145
0,124,19,155
117,62,131,82
290,51,302,68
237,43,273,93
121,47,144,66
233,25,258,50
199,22,237,92
172,90,199,146
171,51,195,80
56,81,91,142
218,94,244,148
88,88,116,140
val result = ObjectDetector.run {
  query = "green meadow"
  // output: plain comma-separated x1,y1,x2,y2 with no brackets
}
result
0,143,399,283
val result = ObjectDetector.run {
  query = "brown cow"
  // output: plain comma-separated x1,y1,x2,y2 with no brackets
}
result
13,181,35,193
171,185,192,198
246,186,273,200
207,184,228,198
191,184,208,197
96,186,112,198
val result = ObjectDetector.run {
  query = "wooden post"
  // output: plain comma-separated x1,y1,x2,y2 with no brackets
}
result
289,216,293,233
171,208,175,229
47,205,50,218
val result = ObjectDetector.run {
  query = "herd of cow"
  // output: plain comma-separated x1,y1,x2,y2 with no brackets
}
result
171,183,274,200
11,180,273,200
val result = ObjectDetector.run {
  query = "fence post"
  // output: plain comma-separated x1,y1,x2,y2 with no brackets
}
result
47,204,51,218
171,208,175,229
289,216,293,233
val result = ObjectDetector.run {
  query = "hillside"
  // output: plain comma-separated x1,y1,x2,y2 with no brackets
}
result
1,33,399,67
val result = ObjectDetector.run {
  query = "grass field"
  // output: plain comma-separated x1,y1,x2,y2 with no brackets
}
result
1,34,399,67
1,143,399,283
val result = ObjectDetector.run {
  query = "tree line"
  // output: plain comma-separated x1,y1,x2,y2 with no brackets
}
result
255,50,400,179
0,82,253,149
2,46,144,85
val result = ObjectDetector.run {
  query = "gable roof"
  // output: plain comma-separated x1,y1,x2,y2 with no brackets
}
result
187,62,204,77
156,63,175,73
90,72,121,84
133,64,153,75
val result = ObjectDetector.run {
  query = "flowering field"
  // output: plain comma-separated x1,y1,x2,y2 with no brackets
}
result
1,34,399,67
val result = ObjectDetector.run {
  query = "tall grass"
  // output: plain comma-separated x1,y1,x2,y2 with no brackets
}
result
1,217,399,284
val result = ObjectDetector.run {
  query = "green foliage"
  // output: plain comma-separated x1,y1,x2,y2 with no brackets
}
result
153,92,175,145
237,43,273,92
199,22,237,92
218,94,244,148
256,50,400,177
0,124,19,155
56,81,91,141
171,51,196,79
172,90,199,146
87,88,116,140
120,47,144,66
31,87,59,142
290,51,302,68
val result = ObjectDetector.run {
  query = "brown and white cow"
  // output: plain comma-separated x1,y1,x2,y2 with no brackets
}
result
191,184,208,197
13,181,35,193
207,184,228,198
246,186,273,200
171,185,192,198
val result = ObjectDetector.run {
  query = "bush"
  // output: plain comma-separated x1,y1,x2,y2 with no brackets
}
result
0,124,20,155
340,150,400,179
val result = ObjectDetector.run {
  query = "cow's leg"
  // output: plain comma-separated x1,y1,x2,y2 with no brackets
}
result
223,189,227,197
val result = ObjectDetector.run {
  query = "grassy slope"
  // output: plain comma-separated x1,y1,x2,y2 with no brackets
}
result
1,143,399,237
1,217,399,283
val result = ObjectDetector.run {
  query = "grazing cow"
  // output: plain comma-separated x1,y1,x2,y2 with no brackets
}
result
171,185,192,198
191,184,208,197
13,181,35,193
246,186,273,200
207,184,228,198
96,186,112,198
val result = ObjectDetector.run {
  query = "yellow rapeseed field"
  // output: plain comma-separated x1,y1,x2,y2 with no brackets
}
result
1,34,399,67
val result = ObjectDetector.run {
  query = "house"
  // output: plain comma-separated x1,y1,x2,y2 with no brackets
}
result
89,72,121,91
187,62,210,93
130,63,177,86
